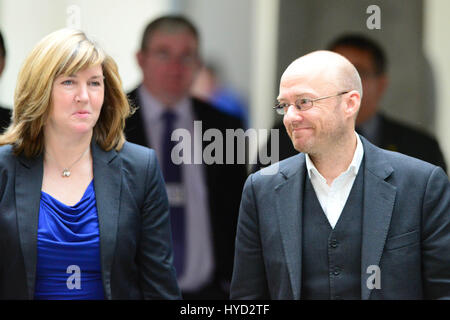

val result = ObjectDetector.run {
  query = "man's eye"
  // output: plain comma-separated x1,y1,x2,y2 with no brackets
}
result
155,51,170,59
181,54,195,64
299,99,310,105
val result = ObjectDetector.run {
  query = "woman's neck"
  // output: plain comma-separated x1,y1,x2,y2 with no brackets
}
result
43,131,93,168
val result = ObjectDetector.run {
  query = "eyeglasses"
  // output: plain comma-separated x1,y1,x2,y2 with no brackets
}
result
148,49,198,66
273,91,349,115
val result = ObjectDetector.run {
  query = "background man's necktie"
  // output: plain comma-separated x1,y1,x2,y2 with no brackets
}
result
161,110,185,277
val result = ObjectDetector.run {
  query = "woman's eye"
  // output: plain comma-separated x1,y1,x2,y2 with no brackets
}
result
89,81,102,87
62,80,74,85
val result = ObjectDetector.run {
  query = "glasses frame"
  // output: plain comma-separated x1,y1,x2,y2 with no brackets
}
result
273,91,350,115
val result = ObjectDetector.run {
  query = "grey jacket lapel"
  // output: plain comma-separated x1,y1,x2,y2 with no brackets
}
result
15,153,43,299
360,137,396,300
91,142,122,300
274,154,305,300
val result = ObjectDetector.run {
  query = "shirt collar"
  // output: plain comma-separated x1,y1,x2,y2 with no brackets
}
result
305,131,364,180
138,85,191,121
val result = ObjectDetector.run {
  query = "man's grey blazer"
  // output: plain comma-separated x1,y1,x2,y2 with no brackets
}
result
231,136,450,299
0,141,181,299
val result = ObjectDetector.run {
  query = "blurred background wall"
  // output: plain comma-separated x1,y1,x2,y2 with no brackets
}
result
0,0,448,164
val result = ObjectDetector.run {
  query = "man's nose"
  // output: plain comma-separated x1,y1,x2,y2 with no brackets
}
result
285,104,304,120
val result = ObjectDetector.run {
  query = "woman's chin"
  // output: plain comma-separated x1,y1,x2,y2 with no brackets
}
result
69,124,95,136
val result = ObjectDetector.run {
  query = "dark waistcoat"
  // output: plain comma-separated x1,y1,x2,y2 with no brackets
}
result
301,162,364,300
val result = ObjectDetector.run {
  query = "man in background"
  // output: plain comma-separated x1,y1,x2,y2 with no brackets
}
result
191,62,249,128
125,15,247,299
259,34,447,173
0,30,12,133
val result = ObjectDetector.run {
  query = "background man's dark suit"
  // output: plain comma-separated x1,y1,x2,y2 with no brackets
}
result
232,136,450,299
257,115,447,173
0,106,11,134
125,88,248,298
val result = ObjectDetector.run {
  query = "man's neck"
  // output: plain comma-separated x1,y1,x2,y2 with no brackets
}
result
308,131,358,185
141,83,186,107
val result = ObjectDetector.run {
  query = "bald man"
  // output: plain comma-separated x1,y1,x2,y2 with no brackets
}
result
230,51,450,300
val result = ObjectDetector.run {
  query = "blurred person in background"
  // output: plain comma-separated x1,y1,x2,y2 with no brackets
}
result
191,61,249,128
125,15,247,299
0,29,12,133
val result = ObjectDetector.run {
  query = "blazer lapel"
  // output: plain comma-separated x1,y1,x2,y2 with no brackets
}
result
91,142,122,300
360,138,396,300
15,153,43,299
274,154,305,299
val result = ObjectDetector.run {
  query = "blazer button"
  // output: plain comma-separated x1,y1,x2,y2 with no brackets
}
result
330,239,338,248
332,267,340,276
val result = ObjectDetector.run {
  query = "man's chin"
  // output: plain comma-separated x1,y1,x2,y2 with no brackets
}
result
292,140,313,154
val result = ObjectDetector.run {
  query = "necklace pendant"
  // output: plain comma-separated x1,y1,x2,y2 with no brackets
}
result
62,169,71,177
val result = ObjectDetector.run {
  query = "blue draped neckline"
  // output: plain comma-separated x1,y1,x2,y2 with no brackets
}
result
34,180,105,300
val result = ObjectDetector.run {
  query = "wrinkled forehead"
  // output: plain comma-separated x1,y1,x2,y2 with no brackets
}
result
279,65,338,98
283,53,339,79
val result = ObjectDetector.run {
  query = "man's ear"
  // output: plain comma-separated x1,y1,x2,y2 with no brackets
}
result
0,57,5,77
345,90,361,119
136,50,144,69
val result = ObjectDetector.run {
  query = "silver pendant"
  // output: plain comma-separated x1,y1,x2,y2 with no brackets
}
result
62,169,71,177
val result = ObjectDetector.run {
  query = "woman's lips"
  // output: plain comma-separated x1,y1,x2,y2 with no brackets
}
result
73,110,90,118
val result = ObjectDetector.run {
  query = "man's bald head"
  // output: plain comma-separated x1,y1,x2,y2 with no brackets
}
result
279,50,363,156
282,50,363,99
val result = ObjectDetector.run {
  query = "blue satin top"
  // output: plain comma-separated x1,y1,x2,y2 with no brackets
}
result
34,180,105,300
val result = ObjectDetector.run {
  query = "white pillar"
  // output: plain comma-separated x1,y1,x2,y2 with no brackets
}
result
250,0,279,130
424,0,450,166
249,0,280,164
0,0,66,108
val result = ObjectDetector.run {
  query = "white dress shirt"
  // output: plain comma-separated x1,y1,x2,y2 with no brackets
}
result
138,85,214,291
305,133,364,229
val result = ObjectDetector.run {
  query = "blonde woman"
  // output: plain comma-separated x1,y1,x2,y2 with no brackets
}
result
0,29,180,300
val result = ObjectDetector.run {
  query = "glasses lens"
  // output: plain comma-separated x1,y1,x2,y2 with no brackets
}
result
296,99,313,111
274,103,286,115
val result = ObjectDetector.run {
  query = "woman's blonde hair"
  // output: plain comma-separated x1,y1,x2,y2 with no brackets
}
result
0,28,132,157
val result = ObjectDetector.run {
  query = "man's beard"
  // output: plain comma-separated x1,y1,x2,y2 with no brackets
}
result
289,118,347,156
